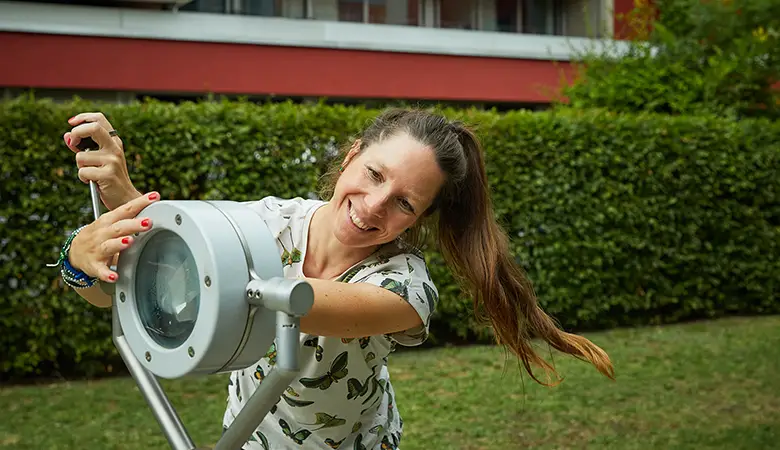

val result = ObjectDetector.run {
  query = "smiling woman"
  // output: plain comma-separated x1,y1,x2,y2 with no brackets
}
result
59,107,613,450
313,132,446,256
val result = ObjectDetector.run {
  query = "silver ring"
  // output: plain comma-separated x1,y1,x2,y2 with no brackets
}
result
108,129,119,137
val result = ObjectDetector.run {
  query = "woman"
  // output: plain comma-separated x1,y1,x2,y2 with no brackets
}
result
59,108,614,449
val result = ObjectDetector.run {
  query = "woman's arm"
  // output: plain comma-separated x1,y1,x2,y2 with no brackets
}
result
300,278,421,338
76,285,114,308
75,277,421,339
73,252,119,308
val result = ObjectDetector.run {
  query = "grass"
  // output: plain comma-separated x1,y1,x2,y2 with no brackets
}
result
1,315,779,449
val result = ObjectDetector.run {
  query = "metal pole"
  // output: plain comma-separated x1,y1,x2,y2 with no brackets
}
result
89,179,101,221
113,310,196,450
87,169,195,450
214,312,301,450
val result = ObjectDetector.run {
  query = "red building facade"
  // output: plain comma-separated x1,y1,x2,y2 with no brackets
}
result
0,0,636,106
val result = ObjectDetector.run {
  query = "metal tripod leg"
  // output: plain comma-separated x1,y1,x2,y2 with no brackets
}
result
89,175,196,450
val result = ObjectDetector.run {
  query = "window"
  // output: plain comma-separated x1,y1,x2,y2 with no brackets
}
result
239,0,307,18
240,0,280,16
338,0,387,24
522,0,564,35
390,0,419,26
338,0,362,22
438,0,475,30
476,0,572,35
180,0,227,13
495,0,519,32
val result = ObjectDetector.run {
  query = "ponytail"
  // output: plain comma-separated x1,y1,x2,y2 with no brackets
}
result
438,124,615,385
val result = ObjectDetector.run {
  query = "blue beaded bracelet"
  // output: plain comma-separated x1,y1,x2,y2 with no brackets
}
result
47,226,99,289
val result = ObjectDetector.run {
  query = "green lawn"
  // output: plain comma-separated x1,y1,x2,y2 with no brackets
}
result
2,315,779,450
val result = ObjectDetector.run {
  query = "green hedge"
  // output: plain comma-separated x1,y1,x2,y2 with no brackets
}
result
564,0,780,119
1,96,778,380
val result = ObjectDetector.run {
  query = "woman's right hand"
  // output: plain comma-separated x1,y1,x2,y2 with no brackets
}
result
69,191,161,283
64,112,143,210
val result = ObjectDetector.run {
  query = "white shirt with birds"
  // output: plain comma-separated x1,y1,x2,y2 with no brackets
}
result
221,196,440,450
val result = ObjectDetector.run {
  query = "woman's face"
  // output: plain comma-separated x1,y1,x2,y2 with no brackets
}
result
329,132,446,248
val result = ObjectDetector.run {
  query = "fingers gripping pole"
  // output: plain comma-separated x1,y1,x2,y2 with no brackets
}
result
77,138,103,222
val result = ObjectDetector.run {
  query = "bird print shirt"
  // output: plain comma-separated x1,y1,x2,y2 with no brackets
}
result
222,196,440,450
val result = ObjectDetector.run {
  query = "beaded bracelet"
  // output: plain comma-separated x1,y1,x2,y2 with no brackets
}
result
47,225,99,289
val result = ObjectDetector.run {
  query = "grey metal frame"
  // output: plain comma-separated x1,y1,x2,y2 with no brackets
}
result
88,178,311,450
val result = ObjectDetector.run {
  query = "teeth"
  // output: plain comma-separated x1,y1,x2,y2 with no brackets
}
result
349,205,371,231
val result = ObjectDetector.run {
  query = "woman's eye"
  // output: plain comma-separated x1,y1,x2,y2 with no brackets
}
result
367,168,380,180
399,199,415,213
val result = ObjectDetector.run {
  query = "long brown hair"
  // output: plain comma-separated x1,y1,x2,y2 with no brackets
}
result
319,108,615,385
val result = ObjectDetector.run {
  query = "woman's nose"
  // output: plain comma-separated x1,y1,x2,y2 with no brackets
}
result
364,191,388,217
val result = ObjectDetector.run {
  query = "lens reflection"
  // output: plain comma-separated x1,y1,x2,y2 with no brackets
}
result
135,230,200,348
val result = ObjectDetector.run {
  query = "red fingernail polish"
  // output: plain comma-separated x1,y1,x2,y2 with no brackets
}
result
122,237,130,245
68,116,75,121
108,274,117,281
148,192,159,200
67,137,71,146
141,219,150,227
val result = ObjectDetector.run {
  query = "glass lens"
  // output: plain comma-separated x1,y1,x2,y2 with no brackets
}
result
135,230,200,348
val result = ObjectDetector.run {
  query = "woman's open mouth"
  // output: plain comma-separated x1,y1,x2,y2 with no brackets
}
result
348,200,377,232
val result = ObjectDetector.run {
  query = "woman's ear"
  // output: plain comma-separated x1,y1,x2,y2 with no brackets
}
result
342,139,362,169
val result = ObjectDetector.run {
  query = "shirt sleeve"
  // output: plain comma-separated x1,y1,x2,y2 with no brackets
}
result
349,251,440,347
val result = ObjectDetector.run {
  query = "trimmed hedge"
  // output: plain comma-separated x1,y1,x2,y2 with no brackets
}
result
1,96,778,379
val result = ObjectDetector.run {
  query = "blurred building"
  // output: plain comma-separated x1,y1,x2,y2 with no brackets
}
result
0,0,635,109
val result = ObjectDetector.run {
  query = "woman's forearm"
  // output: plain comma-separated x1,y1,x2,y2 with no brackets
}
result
74,284,113,308
69,253,118,308
73,277,419,339
299,278,421,338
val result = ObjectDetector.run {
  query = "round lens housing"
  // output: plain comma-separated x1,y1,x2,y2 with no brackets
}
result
115,201,294,379
135,230,200,349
